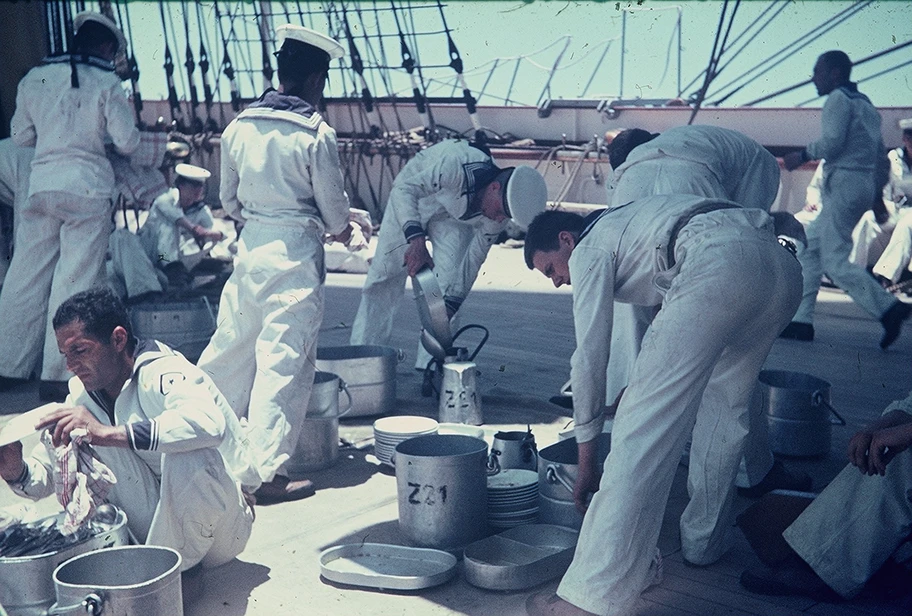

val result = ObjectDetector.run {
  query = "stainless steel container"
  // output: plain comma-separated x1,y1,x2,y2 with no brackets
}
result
463,524,579,590
438,361,482,425
287,372,352,475
0,510,129,616
490,430,538,472
395,434,489,550
537,434,612,529
759,370,845,458
50,545,182,616
315,346,400,418
129,298,216,362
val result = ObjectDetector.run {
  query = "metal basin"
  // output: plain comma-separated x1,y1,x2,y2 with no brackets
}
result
537,433,612,501
463,524,579,590
315,346,400,418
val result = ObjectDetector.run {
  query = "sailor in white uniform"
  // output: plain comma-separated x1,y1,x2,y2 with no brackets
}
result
523,198,802,616
349,139,547,368
0,288,257,575
0,139,34,286
872,120,912,285
197,25,352,504
0,13,140,400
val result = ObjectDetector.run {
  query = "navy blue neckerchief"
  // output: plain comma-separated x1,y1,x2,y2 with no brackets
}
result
43,53,115,89
459,161,500,221
247,88,317,118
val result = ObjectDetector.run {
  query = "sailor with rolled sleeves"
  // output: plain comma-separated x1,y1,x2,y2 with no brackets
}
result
0,12,140,401
350,139,548,368
523,197,802,616
197,25,353,504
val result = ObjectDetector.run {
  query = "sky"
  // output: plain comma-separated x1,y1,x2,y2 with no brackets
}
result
117,0,912,109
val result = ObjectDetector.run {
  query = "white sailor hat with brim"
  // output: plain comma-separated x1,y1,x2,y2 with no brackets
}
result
275,24,345,60
502,166,548,230
175,164,211,183
73,11,127,52
900,118,912,131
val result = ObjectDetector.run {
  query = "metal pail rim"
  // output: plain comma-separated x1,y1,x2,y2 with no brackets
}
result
758,369,831,393
52,545,182,591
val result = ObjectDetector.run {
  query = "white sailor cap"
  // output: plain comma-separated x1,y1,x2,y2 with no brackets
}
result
503,166,548,230
73,11,127,52
275,25,345,60
900,118,912,131
175,164,211,183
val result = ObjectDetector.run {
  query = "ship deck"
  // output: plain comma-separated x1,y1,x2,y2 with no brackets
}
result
2,243,911,616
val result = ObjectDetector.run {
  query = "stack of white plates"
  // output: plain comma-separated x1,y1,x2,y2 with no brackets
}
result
487,469,539,530
373,416,439,467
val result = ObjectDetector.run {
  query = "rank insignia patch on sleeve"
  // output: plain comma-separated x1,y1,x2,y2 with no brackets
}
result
160,372,186,394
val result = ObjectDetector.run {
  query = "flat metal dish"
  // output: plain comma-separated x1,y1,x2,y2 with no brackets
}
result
319,543,458,591
412,267,453,351
0,403,63,447
463,524,578,590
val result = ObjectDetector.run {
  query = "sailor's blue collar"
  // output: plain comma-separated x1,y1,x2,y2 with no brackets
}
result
459,160,499,221
42,53,115,71
247,88,317,118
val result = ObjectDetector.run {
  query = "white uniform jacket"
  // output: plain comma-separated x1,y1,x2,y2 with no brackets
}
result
10,56,140,200
387,139,508,307
12,339,261,500
567,197,773,443
219,96,349,234
806,85,882,171
886,147,912,205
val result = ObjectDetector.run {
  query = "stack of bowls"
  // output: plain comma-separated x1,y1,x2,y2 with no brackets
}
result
487,469,539,530
373,416,439,467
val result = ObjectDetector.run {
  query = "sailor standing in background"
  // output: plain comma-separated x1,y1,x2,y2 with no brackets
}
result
0,139,35,287
197,25,353,504
0,12,140,401
872,119,912,286
782,50,910,348
349,139,548,369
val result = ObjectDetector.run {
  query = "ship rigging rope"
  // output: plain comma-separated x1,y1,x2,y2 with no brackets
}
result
213,0,241,113
195,1,219,130
795,55,912,108
181,0,202,130
688,0,740,125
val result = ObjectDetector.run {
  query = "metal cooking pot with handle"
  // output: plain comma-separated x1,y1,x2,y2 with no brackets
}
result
759,370,845,458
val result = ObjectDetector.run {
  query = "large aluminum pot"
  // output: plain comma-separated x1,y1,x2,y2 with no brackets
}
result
0,509,129,616
537,434,611,529
50,545,182,616
129,297,216,362
287,372,353,475
395,434,489,550
316,346,402,418
759,370,845,458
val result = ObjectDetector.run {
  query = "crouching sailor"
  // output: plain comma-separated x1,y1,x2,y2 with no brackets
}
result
0,288,258,589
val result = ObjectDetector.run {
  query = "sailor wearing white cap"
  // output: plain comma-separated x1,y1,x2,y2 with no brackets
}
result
0,11,140,401
350,139,548,368
138,163,223,280
197,25,353,504
872,119,912,285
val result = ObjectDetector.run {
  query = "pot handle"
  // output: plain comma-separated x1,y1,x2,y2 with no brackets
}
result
812,391,846,426
337,379,354,418
486,451,501,476
46,593,103,615
545,465,574,494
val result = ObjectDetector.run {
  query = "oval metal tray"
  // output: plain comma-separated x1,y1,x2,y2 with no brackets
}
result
319,543,458,591
463,524,579,591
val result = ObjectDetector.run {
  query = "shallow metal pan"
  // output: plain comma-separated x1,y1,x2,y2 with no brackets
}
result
412,267,453,351
319,543,457,591
463,524,578,590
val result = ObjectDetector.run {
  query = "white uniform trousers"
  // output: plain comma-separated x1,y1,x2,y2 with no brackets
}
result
197,220,324,483
793,169,896,324
92,444,253,570
873,209,912,283
351,209,472,369
849,205,899,268
107,228,164,299
0,191,109,381
783,448,912,598
558,230,801,616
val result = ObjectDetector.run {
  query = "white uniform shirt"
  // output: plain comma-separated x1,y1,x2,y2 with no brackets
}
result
10,58,140,200
12,340,261,498
567,195,771,443
886,147,912,205
388,139,508,302
219,106,349,234
806,85,882,171
611,125,778,210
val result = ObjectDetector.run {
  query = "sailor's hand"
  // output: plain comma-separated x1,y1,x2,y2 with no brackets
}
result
38,405,112,448
782,151,806,171
573,440,601,515
404,237,434,277
0,442,25,482
847,429,874,473
866,423,912,476
329,222,355,247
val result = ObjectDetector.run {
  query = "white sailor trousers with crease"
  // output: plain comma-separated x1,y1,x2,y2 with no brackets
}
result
197,219,325,484
558,218,802,616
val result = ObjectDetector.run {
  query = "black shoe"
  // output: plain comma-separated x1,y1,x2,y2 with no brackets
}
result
0,376,29,392
880,302,911,350
252,476,315,505
38,380,69,403
779,322,814,341
738,460,812,499
740,561,839,602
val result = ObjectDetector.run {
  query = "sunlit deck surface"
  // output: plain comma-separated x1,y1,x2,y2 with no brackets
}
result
2,243,911,616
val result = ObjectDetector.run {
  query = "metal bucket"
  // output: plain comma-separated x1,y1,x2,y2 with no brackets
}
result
315,346,401,418
395,434,489,550
0,510,129,616
50,545,181,616
287,372,352,475
129,297,217,362
759,370,845,458
537,434,612,529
